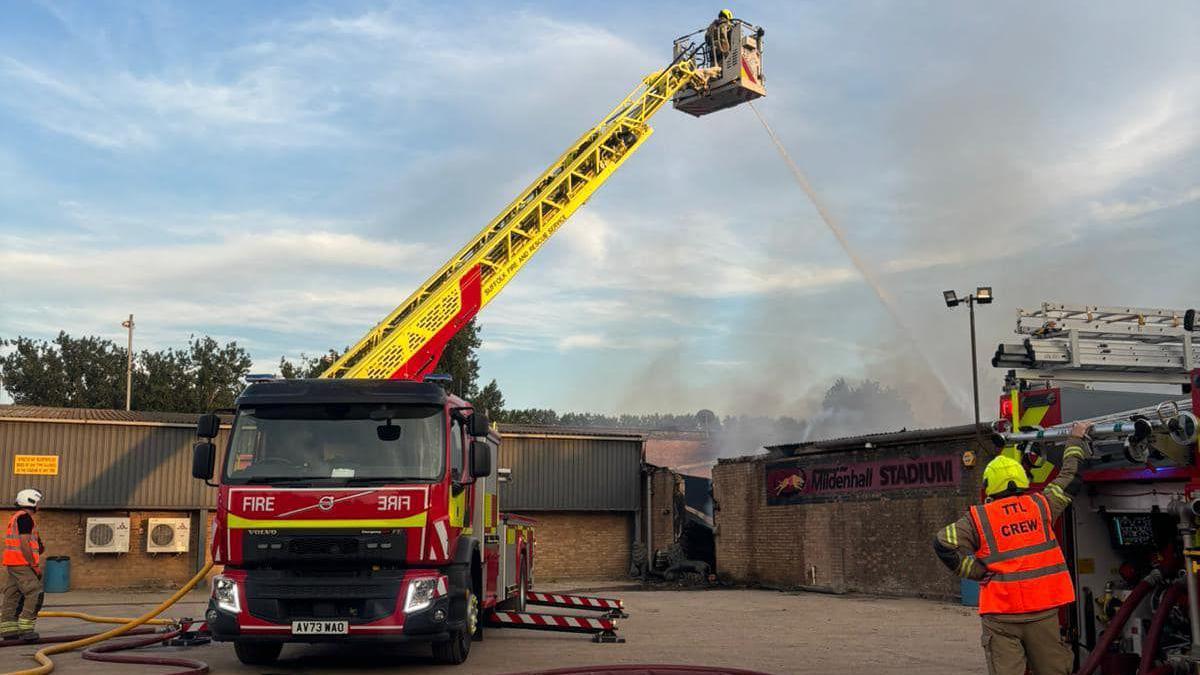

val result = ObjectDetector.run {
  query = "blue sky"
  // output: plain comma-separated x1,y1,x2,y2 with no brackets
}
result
1,1,1197,426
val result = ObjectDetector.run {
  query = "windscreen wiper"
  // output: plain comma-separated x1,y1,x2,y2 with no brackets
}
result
241,476,323,486
340,476,428,484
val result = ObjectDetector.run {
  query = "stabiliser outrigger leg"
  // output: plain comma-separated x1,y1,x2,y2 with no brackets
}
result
524,591,630,619
486,610,625,644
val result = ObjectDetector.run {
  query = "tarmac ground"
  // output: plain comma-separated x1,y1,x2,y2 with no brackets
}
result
0,583,986,674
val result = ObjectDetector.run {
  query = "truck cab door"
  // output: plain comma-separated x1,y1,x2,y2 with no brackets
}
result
473,438,500,603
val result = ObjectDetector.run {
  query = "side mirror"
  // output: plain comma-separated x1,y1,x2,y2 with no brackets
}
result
196,413,220,439
470,440,492,479
192,441,216,481
468,412,490,438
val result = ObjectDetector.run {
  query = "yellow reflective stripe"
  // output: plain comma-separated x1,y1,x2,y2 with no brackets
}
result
1045,484,1070,505
449,489,467,528
944,525,957,547
1063,447,1085,461
958,557,974,577
227,513,427,529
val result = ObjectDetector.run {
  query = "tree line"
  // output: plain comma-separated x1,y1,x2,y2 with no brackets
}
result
0,319,505,415
2,321,916,448
1,333,253,412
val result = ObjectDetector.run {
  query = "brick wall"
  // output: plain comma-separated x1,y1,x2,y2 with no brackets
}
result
3,509,214,591
713,437,988,600
529,511,633,581
650,468,682,555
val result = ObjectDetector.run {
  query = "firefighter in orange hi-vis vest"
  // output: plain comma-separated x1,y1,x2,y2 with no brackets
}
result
1,489,45,641
933,422,1088,675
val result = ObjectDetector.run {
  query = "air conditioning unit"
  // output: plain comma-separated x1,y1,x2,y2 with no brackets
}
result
85,517,130,554
146,518,190,554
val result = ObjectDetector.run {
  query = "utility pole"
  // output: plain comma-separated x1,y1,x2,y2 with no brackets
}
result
122,314,134,411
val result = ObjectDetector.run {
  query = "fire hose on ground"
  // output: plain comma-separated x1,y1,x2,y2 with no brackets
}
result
0,628,159,647
80,628,207,674
37,612,173,626
0,560,214,675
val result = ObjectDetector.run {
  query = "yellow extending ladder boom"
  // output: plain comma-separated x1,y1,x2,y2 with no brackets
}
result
322,20,765,381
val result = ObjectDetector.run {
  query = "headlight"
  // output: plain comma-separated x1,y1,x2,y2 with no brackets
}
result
404,577,440,614
212,575,241,614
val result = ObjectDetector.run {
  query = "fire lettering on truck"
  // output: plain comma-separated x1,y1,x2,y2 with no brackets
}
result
242,496,275,512
378,495,412,511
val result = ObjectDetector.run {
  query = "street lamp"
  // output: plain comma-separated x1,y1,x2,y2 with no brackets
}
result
943,287,993,441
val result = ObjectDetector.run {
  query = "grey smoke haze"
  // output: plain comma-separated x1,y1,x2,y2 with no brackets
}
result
709,378,919,459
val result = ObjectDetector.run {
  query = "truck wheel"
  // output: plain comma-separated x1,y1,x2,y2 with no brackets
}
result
233,640,282,665
514,558,529,613
432,589,477,665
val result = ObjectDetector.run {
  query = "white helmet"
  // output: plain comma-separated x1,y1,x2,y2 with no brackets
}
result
15,489,42,508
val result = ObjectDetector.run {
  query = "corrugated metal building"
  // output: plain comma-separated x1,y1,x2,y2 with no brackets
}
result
0,406,225,509
495,424,646,579
496,424,643,511
0,406,651,587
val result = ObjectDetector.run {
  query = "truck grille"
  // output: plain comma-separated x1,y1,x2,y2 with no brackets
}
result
239,530,405,565
244,572,403,624
253,584,381,599
288,538,358,556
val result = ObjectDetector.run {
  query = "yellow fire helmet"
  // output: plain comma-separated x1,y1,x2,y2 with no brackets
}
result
981,455,1030,497
719,9,734,20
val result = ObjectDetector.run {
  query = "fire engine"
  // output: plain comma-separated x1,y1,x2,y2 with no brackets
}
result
188,17,766,666
992,303,1200,673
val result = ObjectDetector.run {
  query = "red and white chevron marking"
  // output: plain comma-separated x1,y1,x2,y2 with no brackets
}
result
525,591,623,610
488,611,616,632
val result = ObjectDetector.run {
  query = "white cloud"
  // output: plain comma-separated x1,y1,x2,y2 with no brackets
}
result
1044,85,1200,204
1090,185,1200,222
0,210,433,354
541,210,860,299
557,334,608,350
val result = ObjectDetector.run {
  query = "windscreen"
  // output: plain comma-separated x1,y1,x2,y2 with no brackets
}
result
223,404,444,484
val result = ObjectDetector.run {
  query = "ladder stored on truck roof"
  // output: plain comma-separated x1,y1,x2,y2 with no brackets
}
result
992,302,1197,385
319,19,767,382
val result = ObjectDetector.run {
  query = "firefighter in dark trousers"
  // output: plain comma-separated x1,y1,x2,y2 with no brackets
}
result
706,9,734,66
1,489,45,640
934,423,1088,675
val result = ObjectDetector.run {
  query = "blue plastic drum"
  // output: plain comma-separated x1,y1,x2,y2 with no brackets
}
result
43,556,70,593
960,578,979,607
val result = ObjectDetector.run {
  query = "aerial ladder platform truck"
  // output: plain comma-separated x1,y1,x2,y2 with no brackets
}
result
992,303,1200,674
189,16,765,666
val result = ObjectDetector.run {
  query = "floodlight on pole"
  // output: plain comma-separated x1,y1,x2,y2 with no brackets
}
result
942,288,994,446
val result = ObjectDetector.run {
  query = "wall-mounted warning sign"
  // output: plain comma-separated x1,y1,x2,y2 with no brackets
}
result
13,455,59,476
